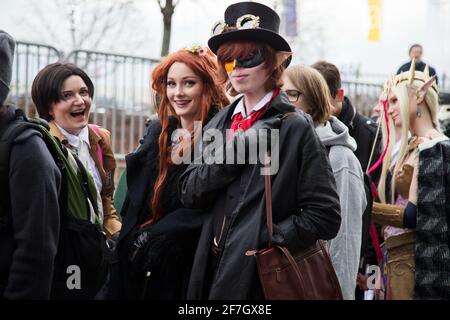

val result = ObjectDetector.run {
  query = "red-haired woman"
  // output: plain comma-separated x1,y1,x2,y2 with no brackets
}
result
179,2,341,299
110,46,229,299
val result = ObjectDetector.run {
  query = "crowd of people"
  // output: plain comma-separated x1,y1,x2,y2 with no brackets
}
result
1,1,449,300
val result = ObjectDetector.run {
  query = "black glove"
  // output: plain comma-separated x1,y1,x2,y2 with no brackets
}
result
128,226,167,273
128,226,153,268
106,231,120,251
260,223,285,247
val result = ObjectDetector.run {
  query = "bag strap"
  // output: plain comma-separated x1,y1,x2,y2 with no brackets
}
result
264,111,296,247
88,124,104,168
264,153,273,248
262,111,310,293
263,153,306,292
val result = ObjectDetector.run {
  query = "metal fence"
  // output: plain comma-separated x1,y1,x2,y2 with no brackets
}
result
10,42,61,116
342,81,382,117
341,65,450,92
9,41,160,159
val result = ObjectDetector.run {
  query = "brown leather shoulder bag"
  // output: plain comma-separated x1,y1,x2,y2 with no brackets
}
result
246,154,343,300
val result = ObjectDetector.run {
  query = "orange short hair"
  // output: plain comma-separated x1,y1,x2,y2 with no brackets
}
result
216,40,284,96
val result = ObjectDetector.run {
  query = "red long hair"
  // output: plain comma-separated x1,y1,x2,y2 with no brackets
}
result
141,48,229,227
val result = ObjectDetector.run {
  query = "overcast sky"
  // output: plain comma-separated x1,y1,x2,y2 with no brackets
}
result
1,0,449,86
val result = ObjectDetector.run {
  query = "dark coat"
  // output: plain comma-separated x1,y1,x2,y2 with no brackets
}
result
179,93,342,299
338,97,382,274
397,61,438,84
338,97,381,178
112,108,217,300
0,105,61,299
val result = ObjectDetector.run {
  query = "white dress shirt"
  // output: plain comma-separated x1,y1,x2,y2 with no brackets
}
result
231,90,274,119
55,123,104,224
56,124,102,193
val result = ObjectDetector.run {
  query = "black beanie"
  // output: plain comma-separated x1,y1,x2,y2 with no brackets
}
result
0,30,15,106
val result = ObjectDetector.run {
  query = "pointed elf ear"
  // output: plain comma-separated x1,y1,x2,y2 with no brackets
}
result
274,51,292,69
416,75,437,103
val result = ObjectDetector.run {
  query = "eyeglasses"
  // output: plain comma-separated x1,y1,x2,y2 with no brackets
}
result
284,90,302,102
211,14,261,36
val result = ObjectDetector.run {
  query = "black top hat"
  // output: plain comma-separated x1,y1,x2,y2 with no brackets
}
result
208,1,291,55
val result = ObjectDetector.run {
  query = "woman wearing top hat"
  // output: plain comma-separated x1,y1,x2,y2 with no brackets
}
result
179,1,342,299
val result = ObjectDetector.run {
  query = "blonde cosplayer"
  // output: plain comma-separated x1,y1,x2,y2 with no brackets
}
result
378,59,440,204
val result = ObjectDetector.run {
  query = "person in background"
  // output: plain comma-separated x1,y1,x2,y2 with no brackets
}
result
311,60,380,175
0,30,61,299
283,64,366,300
397,44,438,84
312,60,381,300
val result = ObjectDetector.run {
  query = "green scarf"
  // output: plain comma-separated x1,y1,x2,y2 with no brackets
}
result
40,125,103,230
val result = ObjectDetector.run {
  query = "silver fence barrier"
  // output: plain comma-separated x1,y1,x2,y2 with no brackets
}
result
342,81,383,117
341,65,449,92
8,42,160,159
9,41,61,116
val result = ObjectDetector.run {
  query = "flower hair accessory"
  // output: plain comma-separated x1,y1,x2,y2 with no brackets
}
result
185,45,208,56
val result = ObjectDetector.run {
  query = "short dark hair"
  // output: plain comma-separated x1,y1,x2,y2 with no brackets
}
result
408,44,422,54
311,60,341,99
31,62,94,121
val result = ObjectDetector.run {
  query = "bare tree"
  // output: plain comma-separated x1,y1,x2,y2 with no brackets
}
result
156,0,180,57
21,0,149,57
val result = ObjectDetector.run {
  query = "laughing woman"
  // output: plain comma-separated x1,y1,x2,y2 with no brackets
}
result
31,63,121,240
111,47,229,299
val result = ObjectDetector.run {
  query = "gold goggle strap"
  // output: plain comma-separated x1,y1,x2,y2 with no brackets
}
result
211,14,261,36
211,21,228,36
236,14,260,29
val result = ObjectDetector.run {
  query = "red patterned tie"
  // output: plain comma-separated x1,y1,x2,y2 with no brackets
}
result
228,88,281,139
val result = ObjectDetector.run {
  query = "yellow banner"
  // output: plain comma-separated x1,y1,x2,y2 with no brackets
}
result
368,0,382,42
